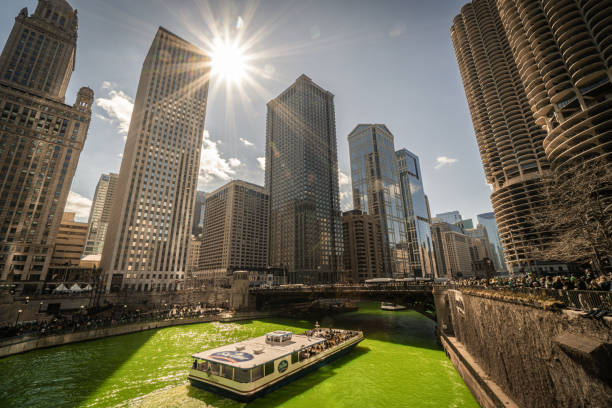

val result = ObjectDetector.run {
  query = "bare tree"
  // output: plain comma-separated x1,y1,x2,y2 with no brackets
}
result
532,158,611,272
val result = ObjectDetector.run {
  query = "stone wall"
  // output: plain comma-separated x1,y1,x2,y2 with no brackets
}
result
435,288,612,408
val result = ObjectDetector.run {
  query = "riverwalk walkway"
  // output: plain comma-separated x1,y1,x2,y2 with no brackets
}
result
0,311,274,358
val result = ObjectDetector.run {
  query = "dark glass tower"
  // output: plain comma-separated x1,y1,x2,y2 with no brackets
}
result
265,75,343,283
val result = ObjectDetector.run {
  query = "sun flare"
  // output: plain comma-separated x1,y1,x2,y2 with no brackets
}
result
210,37,247,84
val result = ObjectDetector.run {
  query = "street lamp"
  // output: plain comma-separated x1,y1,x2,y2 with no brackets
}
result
15,309,23,326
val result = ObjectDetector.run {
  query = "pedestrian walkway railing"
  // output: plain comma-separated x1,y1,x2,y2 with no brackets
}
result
441,284,612,311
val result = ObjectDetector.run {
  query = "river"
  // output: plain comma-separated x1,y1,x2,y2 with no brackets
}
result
0,302,478,407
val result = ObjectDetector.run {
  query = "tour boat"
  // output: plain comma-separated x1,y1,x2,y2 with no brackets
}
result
188,325,364,401
381,302,407,311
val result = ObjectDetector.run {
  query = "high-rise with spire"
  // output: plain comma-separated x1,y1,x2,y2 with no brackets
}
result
0,0,93,292
266,75,343,283
101,27,209,293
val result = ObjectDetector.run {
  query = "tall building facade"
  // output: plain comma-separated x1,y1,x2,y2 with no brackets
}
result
431,219,465,278
0,0,93,292
495,0,612,176
83,173,118,256
435,211,462,226
396,149,437,278
101,27,209,293
266,75,343,284
348,124,408,278
451,1,552,273
199,180,268,281
342,209,384,283
50,211,87,267
477,212,506,272
192,190,206,235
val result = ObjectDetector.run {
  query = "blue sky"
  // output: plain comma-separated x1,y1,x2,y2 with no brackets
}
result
1,0,493,223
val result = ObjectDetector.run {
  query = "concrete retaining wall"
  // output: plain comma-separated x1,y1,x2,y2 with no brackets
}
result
0,312,273,359
435,288,612,408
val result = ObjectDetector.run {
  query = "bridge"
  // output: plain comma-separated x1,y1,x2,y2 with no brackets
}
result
249,284,435,311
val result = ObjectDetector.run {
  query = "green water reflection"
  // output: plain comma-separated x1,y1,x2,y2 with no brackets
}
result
0,303,478,407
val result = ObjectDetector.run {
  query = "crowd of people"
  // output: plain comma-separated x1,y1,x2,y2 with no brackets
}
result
447,271,612,292
0,303,225,340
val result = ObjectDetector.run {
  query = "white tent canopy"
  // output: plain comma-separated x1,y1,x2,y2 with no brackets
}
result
53,283,69,293
83,284,93,291
69,283,82,292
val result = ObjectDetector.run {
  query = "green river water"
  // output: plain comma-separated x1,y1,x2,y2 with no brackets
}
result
0,303,478,407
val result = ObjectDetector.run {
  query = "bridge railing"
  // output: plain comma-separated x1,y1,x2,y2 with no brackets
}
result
440,284,612,311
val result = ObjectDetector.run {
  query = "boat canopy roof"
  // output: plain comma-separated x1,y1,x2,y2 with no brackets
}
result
192,333,324,369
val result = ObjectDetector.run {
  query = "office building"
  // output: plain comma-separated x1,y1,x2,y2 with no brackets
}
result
452,1,552,273
477,212,506,272
101,27,209,293
199,180,268,281
431,219,464,278
192,190,206,235
348,124,408,278
266,75,343,283
50,212,88,267
0,0,93,292
83,173,118,256
443,231,473,278
342,209,384,283
186,234,201,276
458,219,473,230
396,149,437,278
436,211,462,226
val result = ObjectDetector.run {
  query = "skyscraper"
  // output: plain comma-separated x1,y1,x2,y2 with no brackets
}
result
342,209,384,283
50,211,88,268
101,27,209,293
495,0,611,175
348,124,408,278
396,149,437,278
199,180,268,282
477,212,506,272
192,190,206,235
83,173,118,256
451,0,552,273
266,75,343,283
435,211,462,226
0,0,93,293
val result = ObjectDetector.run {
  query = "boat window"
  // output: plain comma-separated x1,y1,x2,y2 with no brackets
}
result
251,365,263,381
196,360,209,371
291,352,299,364
210,362,221,375
234,368,250,383
221,365,233,380
264,361,274,376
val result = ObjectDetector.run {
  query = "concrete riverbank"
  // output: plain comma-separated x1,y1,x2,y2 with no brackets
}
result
435,287,612,408
0,311,274,358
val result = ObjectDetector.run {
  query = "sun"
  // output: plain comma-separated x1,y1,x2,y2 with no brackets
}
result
210,37,247,84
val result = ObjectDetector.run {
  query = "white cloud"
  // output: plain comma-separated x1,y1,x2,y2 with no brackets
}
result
198,130,241,187
95,81,134,137
257,157,266,171
240,138,254,147
65,191,92,222
434,156,458,170
338,170,350,186
389,23,406,38
340,190,353,212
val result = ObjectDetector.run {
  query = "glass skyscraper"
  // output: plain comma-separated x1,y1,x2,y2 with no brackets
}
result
477,212,506,272
266,75,343,284
396,149,437,278
349,124,408,278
